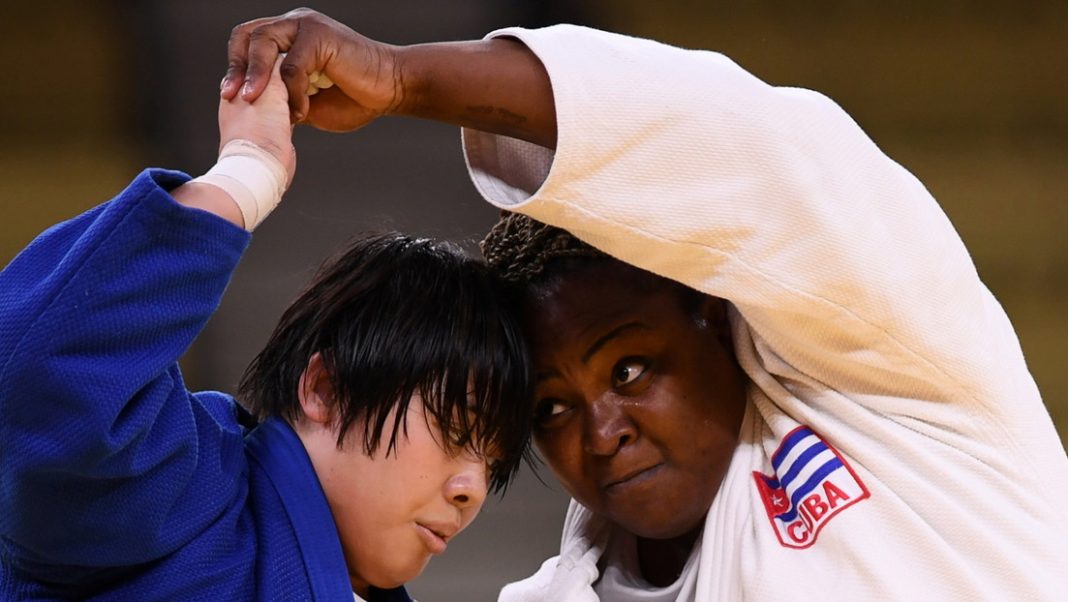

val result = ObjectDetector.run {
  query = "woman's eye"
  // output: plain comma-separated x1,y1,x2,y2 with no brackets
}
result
533,399,569,424
612,358,649,387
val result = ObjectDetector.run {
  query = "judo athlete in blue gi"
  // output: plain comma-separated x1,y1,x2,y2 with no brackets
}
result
0,60,531,601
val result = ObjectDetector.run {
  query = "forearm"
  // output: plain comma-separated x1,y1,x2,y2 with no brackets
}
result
0,170,248,446
395,38,557,149
172,180,245,227
226,10,556,145
0,170,249,570
178,138,293,231
464,26,994,392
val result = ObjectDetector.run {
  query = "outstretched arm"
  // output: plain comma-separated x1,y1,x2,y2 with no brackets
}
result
0,54,294,587
180,56,296,228
222,8,557,148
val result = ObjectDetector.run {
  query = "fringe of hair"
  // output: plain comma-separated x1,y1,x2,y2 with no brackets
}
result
480,211,606,283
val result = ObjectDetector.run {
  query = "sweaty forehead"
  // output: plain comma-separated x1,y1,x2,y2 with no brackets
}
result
523,266,685,350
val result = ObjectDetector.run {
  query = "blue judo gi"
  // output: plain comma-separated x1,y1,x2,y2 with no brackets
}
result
0,170,411,601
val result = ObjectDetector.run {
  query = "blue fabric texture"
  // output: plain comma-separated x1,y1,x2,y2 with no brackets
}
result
0,169,410,601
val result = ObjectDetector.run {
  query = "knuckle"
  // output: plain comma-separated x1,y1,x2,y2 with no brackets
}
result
248,27,268,42
278,61,302,80
290,7,324,26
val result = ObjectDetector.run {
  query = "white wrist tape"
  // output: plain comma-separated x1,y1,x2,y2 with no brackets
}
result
192,139,289,230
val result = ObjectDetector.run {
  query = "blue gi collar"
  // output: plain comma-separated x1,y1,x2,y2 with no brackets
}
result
244,417,355,600
243,417,412,602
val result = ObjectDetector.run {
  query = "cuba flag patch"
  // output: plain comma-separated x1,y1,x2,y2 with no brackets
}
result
753,426,869,549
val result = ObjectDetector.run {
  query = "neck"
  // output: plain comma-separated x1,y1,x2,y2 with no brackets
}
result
635,526,701,587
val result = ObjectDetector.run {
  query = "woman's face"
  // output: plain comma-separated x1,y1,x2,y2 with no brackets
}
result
525,262,747,540
297,390,491,596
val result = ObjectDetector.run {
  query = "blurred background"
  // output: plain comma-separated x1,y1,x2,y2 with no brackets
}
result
2,1,1065,599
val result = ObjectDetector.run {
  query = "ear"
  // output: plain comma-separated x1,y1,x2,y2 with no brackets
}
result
298,352,335,425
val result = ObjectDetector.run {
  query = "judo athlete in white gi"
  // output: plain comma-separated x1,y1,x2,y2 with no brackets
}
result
224,9,1068,600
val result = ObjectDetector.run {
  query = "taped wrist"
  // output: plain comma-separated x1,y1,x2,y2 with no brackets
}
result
192,139,289,230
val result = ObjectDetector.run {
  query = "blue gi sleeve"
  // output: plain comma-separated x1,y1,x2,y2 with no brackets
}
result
0,169,252,583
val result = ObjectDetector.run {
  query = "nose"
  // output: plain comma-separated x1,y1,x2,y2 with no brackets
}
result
444,455,489,511
583,394,635,456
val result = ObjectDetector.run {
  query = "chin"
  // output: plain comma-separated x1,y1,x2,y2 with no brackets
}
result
362,557,431,592
628,521,702,541
366,573,412,592
612,506,708,541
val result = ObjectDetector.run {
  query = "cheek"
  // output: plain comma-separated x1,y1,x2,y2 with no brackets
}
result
534,427,595,499
634,382,741,467
533,429,569,469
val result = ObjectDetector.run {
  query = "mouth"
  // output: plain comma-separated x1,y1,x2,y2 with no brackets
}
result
415,522,458,555
603,463,664,491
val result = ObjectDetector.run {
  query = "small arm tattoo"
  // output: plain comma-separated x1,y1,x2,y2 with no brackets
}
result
464,105,528,125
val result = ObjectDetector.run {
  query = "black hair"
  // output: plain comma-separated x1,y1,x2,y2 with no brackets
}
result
480,211,606,284
239,232,532,493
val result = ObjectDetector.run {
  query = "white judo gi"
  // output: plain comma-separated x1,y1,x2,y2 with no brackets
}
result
461,25,1068,602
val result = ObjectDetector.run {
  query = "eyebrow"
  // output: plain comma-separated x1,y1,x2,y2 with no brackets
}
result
536,321,649,383
582,322,648,363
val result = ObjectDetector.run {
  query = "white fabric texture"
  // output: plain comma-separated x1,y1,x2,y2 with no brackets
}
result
192,139,288,230
593,528,700,601
461,25,1068,601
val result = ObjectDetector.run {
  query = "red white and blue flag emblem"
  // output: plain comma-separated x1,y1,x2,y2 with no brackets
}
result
753,426,869,549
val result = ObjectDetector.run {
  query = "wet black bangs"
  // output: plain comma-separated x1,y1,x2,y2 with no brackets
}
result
240,232,531,493
327,252,533,494
237,232,529,490
418,285,533,494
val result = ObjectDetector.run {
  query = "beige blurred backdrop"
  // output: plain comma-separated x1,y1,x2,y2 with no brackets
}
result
2,1,1065,600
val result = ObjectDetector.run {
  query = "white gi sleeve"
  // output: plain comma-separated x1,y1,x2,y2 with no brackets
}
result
463,25,1058,454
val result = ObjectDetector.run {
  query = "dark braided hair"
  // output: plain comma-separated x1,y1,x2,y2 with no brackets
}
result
480,211,607,283
481,211,714,327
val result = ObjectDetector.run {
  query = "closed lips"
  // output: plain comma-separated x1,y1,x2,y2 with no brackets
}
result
604,463,663,489
417,521,457,541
